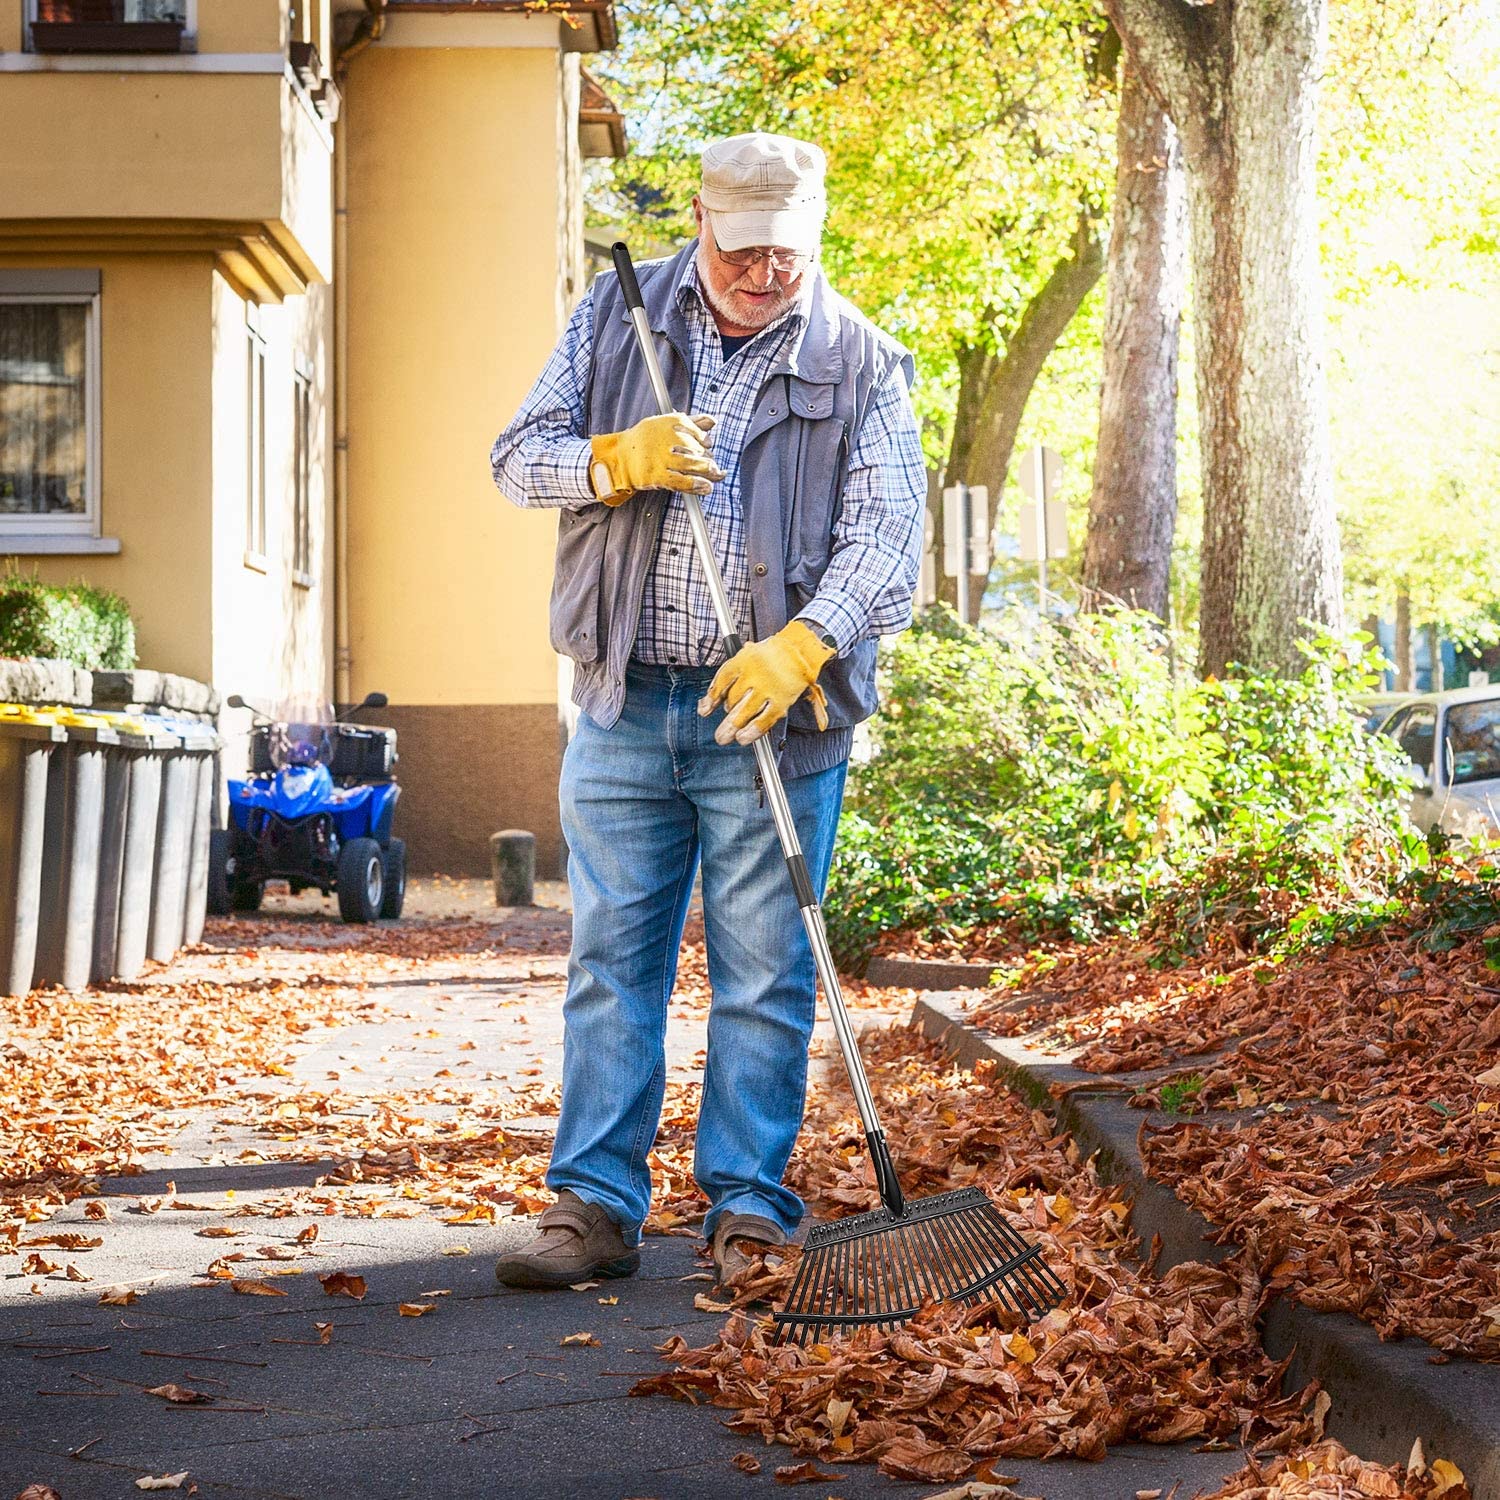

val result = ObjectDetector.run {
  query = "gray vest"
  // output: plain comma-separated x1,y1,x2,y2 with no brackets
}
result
548,242,914,780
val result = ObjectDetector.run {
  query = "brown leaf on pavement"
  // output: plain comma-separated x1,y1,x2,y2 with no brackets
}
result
398,1303,436,1317
134,1474,190,1491
83,1200,110,1220
295,1224,320,1244
145,1383,210,1404
230,1278,288,1297
731,1452,761,1474
319,1271,367,1300
97,1287,138,1306
773,1460,845,1484
560,1331,599,1346
15,1486,63,1500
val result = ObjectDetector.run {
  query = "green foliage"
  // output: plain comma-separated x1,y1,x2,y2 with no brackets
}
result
1157,1075,1205,1117
0,571,137,671
823,610,1413,966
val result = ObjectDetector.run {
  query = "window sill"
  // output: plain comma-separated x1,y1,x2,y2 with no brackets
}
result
292,569,315,590
1,534,121,555
243,550,267,574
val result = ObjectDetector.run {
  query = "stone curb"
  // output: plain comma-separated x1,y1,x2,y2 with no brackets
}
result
911,989,1500,1494
864,955,1001,989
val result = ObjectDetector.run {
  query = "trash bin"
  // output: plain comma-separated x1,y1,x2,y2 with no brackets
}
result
149,717,219,960
0,707,67,996
108,717,178,984
91,714,170,987
34,710,121,992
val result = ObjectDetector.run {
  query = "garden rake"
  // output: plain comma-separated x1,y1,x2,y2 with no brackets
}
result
611,242,1067,1344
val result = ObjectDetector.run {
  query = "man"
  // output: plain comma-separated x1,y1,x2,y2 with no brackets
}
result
490,132,924,1292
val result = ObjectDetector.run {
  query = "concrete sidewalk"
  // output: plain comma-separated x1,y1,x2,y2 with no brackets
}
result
3,884,1246,1499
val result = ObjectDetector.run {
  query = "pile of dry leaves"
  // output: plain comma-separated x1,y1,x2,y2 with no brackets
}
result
968,914,1500,1360
1200,1439,1470,1499
636,1026,1325,1483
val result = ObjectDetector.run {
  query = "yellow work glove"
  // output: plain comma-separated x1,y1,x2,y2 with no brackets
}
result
698,620,836,746
589,413,721,506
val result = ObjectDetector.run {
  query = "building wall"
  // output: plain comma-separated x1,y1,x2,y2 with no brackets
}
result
343,41,572,875
0,253,216,680
210,272,334,764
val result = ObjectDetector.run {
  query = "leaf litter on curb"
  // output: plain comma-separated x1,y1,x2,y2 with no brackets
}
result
968,905,1500,1360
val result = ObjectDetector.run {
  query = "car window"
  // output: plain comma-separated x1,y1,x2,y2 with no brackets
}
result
1398,708,1436,773
1443,699,1500,787
1380,707,1410,741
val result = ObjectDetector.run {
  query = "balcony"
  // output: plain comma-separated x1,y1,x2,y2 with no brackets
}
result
30,1,187,55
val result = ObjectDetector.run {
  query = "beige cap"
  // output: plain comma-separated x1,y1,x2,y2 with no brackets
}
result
699,132,826,254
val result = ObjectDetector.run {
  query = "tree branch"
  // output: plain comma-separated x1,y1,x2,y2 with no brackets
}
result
1100,0,1198,119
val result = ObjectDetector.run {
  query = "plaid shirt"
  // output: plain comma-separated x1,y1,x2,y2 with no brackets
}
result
491,256,925,665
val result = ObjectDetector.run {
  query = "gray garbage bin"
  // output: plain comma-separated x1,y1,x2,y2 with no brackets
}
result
34,710,122,992
181,725,220,948
149,717,219,960
0,708,67,996
108,718,179,984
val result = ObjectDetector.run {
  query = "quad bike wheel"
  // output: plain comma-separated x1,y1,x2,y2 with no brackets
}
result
231,877,264,913
338,837,385,923
380,837,406,920
207,829,233,916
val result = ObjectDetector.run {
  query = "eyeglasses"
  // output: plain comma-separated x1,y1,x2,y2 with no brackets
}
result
715,245,812,277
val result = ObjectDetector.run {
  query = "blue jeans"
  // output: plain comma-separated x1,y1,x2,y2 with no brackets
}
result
547,661,847,1244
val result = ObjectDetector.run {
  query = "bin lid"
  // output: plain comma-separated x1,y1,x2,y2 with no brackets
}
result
109,712,180,750
44,706,124,746
153,715,221,752
0,704,67,741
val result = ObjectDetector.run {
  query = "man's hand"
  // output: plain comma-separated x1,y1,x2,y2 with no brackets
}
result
589,413,721,506
698,621,836,746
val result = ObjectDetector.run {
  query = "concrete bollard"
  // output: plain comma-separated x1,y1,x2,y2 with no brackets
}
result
490,829,536,907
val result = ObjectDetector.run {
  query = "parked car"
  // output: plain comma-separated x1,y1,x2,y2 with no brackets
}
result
1354,691,1417,735
1378,687,1500,843
209,692,404,922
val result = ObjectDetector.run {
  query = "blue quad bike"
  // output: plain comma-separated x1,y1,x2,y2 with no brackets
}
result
207,692,405,923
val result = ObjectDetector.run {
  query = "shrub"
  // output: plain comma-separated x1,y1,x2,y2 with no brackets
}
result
823,607,1413,967
0,571,137,671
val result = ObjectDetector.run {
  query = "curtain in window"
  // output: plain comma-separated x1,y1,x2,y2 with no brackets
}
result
123,0,186,20
0,304,87,516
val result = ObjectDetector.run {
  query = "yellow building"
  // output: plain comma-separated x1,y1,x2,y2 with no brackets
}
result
0,0,623,876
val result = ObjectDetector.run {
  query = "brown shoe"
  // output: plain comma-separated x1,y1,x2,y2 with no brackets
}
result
711,1211,788,1292
495,1190,640,1289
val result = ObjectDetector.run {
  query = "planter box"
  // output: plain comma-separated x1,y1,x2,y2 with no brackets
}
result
31,20,184,52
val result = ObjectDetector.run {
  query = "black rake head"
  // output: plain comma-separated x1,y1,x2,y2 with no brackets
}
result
772,1186,1066,1346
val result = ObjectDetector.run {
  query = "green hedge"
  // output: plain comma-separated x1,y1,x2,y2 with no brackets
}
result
0,572,136,671
823,607,1416,967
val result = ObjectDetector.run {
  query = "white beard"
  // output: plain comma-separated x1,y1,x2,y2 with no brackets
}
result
695,243,800,331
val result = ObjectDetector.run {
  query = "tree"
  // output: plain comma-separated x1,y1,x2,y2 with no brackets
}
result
1081,63,1186,621
1102,0,1344,676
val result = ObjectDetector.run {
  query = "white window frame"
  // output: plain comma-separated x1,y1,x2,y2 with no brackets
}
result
0,282,102,545
23,0,199,51
292,362,314,588
244,314,268,571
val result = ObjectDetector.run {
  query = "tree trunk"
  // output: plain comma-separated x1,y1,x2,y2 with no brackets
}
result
1425,621,1442,693
1395,591,1412,690
1082,62,1186,621
942,212,1104,622
1103,0,1344,677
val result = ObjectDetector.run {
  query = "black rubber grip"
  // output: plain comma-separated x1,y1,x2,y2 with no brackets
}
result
611,242,644,311
722,632,743,654
786,852,816,909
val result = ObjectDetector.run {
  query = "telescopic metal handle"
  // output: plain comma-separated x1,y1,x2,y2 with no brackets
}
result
609,241,904,1217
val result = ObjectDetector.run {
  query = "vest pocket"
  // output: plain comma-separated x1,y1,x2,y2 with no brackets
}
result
784,417,848,586
548,506,609,663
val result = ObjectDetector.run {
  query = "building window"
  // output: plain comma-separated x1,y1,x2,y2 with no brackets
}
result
245,319,267,568
27,1,194,54
0,280,100,541
292,366,314,586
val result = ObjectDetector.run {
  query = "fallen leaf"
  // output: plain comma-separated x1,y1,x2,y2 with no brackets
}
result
319,1271,367,1300
560,1332,599,1347
693,1292,733,1314
295,1224,320,1244
315,1321,334,1345
598,1295,619,1305
440,1245,471,1257
731,1452,762,1474
83,1201,110,1221
1430,1459,1466,1495
15,1486,62,1500
134,1473,190,1491
63,1263,90,1282
773,1460,844,1485
399,1302,437,1317
146,1383,210,1404
196,1227,240,1239
230,1278,288,1297
98,1287,139,1306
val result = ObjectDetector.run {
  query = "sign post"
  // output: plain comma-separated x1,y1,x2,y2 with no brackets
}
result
942,483,990,624
1017,447,1065,615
